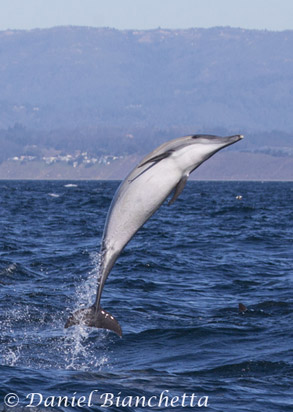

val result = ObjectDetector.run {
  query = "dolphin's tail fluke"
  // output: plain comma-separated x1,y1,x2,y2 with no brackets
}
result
64,306,122,337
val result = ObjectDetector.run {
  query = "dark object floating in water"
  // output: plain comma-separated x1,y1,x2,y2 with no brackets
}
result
239,303,248,313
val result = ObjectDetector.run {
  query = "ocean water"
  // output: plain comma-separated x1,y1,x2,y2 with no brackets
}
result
0,180,292,412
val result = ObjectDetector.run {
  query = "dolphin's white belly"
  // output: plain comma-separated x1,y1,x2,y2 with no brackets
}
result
103,159,181,253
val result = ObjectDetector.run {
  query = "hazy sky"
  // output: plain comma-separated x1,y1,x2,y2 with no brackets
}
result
1,0,293,31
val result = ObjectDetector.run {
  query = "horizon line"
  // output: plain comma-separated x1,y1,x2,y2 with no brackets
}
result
1,24,293,33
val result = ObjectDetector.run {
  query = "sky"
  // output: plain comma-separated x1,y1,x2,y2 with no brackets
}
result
0,0,293,31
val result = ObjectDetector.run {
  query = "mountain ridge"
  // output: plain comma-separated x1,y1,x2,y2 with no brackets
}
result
0,26,292,179
1,26,293,134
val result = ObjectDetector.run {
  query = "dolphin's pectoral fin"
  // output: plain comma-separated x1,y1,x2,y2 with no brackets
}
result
168,175,188,206
65,306,122,337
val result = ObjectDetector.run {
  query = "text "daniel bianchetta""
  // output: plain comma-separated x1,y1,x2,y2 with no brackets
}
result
4,390,209,408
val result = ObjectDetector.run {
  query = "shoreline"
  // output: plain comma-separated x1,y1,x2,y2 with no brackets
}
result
0,151,292,181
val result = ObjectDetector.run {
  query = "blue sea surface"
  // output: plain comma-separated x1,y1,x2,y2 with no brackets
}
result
0,180,292,411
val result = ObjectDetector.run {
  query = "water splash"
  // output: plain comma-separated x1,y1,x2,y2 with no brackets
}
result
71,251,101,309
5,263,17,275
48,193,60,198
0,305,26,366
0,252,111,371
5,346,21,366
62,251,111,371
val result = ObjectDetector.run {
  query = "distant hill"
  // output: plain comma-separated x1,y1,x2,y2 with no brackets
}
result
0,26,292,180
0,26,293,136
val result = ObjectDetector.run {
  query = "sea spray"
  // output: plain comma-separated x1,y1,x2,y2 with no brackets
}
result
63,251,110,370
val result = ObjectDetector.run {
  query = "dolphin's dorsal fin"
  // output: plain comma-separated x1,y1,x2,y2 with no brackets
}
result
168,175,188,206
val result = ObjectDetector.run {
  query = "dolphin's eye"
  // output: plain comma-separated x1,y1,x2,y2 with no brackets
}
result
191,134,202,139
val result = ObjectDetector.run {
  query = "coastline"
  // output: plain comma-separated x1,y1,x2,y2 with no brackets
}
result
0,152,292,181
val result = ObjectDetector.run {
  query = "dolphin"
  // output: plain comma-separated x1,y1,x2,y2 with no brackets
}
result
65,134,243,336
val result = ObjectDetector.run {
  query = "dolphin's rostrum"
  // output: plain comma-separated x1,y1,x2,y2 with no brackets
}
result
65,134,243,336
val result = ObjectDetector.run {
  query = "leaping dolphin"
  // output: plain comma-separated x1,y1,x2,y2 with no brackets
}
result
65,134,243,336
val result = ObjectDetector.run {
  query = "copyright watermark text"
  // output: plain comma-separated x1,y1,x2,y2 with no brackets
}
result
3,390,209,408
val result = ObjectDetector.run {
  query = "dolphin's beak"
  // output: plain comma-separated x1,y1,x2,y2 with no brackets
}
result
220,134,244,148
227,134,244,142
234,134,244,140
